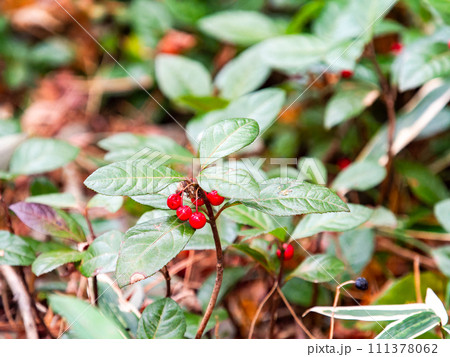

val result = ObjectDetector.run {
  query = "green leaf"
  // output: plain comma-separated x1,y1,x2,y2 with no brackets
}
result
0,230,35,266
306,303,432,321
197,166,260,200
32,249,83,276
261,34,329,72
155,54,212,100
339,228,375,274
30,38,74,67
198,11,280,46
435,199,450,232
137,298,186,339
376,311,441,339
292,203,373,238
425,288,448,325
10,202,86,242
432,246,450,278
198,118,259,169
184,309,228,339
392,27,450,91
80,230,123,277
84,160,184,196
26,193,77,209
215,45,270,99
177,95,229,113
48,294,126,339
87,194,124,213
187,88,285,148
116,216,195,287
197,267,248,311
396,161,449,205
290,254,345,283
185,216,237,250
222,204,283,234
242,179,349,216
313,0,397,43
99,133,193,164
368,206,398,228
360,82,450,163
324,84,379,129
131,183,179,209
232,244,273,272
332,161,386,192
10,138,79,175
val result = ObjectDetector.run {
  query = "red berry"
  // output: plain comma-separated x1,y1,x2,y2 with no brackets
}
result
340,69,353,79
276,243,294,261
448,40,450,49
391,42,403,55
191,197,205,206
189,211,206,229
337,158,351,170
176,205,192,221
167,194,182,210
206,190,225,206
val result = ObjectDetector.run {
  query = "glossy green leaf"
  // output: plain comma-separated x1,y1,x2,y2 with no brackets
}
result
242,179,349,216
198,118,259,169
332,161,386,192
10,138,79,175
392,27,450,91
0,230,35,266
435,199,450,232
84,160,184,196
116,216,195,287
197,166,260,200
80,230,124,277
185,216,237,250
155,54,212,100
376,311,441,339
368,206,397,228
432,246,450,278
26,193,77,209
325,84,379,129
199,11,280,46
292,204,372,238
184,309,228,339
48,294,126,339
396,161,449,205
313,0,397,43
306,303,432,321
215,45,270,99
223,204,283,234
10,202,85,242
32,249,83,276
131,183,179,209
339,228,375,274
197,267,248,311
177,95,229,112
99,133,193,164
187,88,285,147
261,34,329,72
137,298,186,339
290,254,345,283
87,194,124,213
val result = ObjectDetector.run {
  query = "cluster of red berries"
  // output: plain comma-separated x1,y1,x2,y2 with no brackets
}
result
167,190,225,229
276,243,294,261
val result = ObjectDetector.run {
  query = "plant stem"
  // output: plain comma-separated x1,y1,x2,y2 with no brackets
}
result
268,247,285,338
83,208,99,306
160,266,171,298
195,191,224,339
248,281,278,339
368,42,397,204
329,280,355,339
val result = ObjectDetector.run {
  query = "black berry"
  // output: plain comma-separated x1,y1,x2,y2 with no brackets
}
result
355,277,368,291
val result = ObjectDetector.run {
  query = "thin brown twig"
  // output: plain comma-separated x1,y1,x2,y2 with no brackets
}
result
276,286,315,339
329,280,355,339
195,190,224,339
160,266,171,298
414,256,422,303
248,281,278,339
368,42,397,204
0,266,38,339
